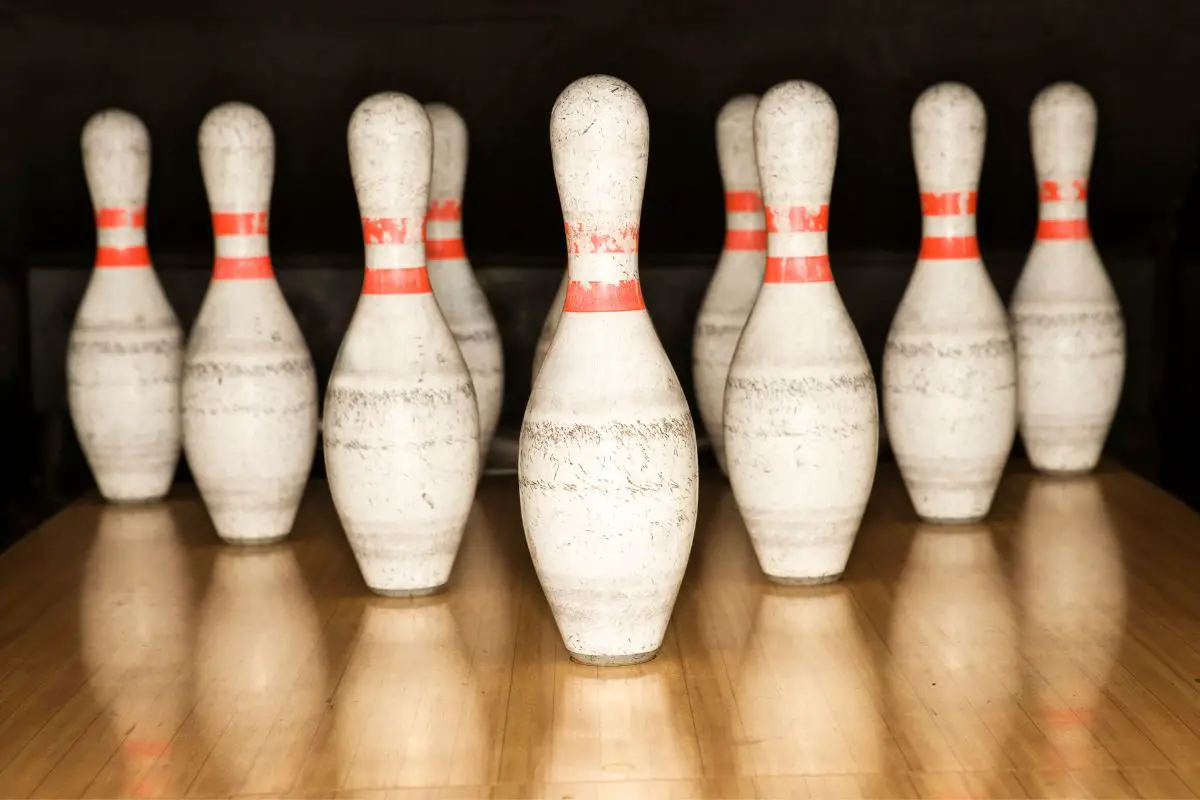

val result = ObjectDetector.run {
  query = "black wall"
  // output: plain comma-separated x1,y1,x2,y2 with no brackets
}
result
2,0,1199,544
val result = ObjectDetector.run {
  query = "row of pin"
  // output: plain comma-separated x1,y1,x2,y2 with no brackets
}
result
66,73,1123,667
69,96,504,563
520,76,1123,664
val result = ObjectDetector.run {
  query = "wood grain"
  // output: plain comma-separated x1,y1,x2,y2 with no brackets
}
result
1,462,1197,798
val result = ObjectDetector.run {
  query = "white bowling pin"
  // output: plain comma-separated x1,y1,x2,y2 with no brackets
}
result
532,268,567,385
182,102,319,544
723,81,878,584
323,92,480,596
1011,82,1125,475
882,82,1016,523
693,93,767,477
518,75,699,666
67,109,182,503
424,102,505,467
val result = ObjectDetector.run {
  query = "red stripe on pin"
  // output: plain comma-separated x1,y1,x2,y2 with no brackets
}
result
212,211,268,236
1036,219,1090,241
95,246,151,268
213,256,274,280
921,191,977,216
564,222,639,254
919,236,980,260
96,207,146,229
764,256,832,284
1040,180,1088,202
362,217,423,245
426,239,466,260
765,205,829,233
563,279,645,312
725,191,763,212
427,200,462,221
362,267,432,295
724,229,767,251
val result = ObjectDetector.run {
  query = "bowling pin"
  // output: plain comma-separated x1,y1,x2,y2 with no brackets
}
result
519,75,699,666
424,102,505,467
693,94,767,477
1011,82,1125,475
882,82,1016,523
68,109,183,503
182,102,319,544
723,81,878,584
324,92,480,596
531,268,567,385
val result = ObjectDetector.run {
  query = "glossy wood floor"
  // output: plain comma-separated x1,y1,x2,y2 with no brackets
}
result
2,462,1200,798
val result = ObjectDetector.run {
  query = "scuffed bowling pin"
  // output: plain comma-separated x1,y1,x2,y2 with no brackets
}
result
883,83,1016,523
693,94,767,476
1011,82,1125,474
519,75,699,665
531,268,567,385
723,81,878,584
67,109,183,502
182,102,319,544
424,102,505,467
324,92,480,596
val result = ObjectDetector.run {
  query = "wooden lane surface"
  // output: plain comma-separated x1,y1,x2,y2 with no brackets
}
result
1,463,1200,798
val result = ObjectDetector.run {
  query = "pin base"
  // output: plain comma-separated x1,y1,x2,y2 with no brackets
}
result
568,649,659,667
766,572,843,586
918,515,987,525
219,533,291,547
370,583,448,599
1033,466,1097,478
102,494,170,506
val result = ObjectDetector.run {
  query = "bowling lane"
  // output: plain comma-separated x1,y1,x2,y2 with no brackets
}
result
1,463,1200,798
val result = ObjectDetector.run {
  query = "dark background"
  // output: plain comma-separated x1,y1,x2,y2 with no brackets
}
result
2,0,1199,549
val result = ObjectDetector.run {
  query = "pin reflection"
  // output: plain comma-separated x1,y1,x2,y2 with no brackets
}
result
1016,475,1127,771
887,523,1020,778
733,583,884,779
191,543,327,796
543,659,703,787
334,595,487,791
78,503,193,798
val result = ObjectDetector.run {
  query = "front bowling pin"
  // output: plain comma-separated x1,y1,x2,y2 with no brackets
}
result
67,109,183,503
182,102,319,544
324,92,480,596
882,82,1016,523
518,75,699,665
723,81,878,584
424,102,505,468
693,94,767,477
1011,82,1125,475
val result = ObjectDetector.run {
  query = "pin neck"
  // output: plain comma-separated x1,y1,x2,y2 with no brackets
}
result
1036,179,1091,241
723,191,766,252
211,211,273,280
762,203,832,284
94,206,150,269
918,190,980,260
426,199,466,262
359,215,431,295
562,218,644,312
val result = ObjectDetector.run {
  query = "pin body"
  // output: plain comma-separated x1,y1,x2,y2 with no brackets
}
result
1011,82,1124,474
693,94,767,477
68,110,183,503
519,75,699,665
532,269,567,385
883,82,1016,523
324,93,480,596
723,81,877,584
424,103,504,468
183,102,319,544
